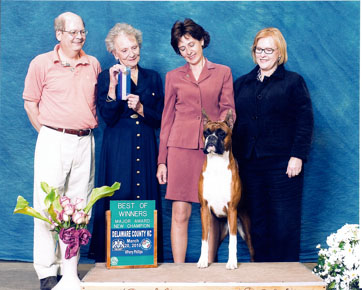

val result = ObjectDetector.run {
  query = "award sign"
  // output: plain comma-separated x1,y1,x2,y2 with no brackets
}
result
117,67,131,100
106,200,157,268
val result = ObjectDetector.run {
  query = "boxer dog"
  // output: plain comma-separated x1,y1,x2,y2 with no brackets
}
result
197,109,254,269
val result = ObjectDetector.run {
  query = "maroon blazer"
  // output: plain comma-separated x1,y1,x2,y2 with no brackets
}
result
158,59,235,164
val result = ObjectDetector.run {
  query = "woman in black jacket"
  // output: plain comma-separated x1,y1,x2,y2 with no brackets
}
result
233,27,313,262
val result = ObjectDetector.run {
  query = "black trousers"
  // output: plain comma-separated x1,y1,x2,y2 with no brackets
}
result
240,156,303,262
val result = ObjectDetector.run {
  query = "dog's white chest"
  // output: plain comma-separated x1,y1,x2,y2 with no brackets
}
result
202,152,232,217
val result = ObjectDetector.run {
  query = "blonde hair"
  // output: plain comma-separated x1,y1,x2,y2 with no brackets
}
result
251,27,288,65
105,23,142,53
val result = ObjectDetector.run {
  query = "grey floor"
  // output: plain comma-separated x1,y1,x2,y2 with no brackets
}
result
0,261,93,290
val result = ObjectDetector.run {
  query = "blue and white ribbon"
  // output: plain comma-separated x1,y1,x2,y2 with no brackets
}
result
117,67,131,100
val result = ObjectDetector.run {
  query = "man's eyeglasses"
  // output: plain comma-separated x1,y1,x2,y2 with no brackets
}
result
254,47,276,55
62,30,88,37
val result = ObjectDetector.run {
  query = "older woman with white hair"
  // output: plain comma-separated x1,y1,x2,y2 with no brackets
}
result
89,23,164,262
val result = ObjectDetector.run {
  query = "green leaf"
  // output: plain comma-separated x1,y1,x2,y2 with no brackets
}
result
48,203,60,224
44,189,57,209
14,195,29,210
41,182,52,195
42,182,60,210
338,241,345,249
52,196,63,212
350,279,359,290
13,196,52,225
328,281,336,290
83,182,120,214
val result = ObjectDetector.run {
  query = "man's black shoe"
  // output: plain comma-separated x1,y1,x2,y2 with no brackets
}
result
40,276,58,290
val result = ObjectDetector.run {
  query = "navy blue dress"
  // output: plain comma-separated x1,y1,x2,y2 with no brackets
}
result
89,65,164,262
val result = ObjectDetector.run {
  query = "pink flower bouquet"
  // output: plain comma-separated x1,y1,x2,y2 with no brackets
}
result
14,182,120,259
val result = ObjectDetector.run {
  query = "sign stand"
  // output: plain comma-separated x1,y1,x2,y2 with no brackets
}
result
106,200,157,269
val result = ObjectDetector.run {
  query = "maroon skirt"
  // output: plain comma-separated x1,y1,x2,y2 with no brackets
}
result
166,147,206,203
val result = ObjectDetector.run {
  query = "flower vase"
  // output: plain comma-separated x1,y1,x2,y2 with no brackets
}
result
52,239,81,290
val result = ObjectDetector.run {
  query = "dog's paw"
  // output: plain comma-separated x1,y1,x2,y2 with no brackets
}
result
226,259,238,270
197,257,209,268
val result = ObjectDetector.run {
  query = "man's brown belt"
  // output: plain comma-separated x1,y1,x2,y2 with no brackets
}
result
45,125,91,137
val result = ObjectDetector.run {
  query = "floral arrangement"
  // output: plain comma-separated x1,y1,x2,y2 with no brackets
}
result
313,224,360,290
14,181,120,259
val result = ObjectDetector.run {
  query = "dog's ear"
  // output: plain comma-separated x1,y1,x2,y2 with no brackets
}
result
202,108,210,127
224,109,234,129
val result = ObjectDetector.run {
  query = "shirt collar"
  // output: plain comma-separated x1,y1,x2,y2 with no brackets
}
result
245,64,286,82
51,44,89,65
179,58,216,73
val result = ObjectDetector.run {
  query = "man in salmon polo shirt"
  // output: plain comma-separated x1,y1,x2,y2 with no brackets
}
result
22,11,101,290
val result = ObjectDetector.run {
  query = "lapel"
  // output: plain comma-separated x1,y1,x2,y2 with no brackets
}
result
180,58,215,84
197,59,214,83
134,66,148,90
180,63,194,84
131,66,149,104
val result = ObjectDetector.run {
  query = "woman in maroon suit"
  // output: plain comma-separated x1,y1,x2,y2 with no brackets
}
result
156,18,235,263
